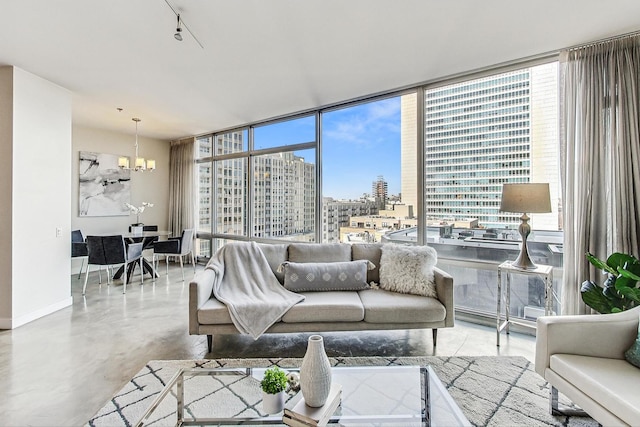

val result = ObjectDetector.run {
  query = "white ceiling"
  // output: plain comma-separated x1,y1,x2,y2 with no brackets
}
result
1,0,639,140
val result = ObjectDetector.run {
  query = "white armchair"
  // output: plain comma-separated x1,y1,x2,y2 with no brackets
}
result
535,306,640,426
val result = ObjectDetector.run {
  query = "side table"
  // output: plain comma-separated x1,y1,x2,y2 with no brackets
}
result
496,261,554,346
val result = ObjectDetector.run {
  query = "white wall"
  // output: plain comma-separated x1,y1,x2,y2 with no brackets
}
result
0,66,73,328
71,126,171,271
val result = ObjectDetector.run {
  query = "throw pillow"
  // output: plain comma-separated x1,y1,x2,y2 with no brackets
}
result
378,244,438,298
279,260,374,292
624,316,640,368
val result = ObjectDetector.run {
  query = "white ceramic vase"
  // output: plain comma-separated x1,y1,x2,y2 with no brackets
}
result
262,390,285,414
299,334,332,407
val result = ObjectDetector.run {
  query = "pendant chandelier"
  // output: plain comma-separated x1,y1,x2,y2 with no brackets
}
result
118,118,155,172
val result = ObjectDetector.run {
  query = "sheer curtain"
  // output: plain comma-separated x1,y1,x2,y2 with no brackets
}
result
168,137,196,235
561,35,640,315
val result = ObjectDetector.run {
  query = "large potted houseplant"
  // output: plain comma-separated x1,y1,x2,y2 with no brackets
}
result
260,366,288,414
581,252,640,313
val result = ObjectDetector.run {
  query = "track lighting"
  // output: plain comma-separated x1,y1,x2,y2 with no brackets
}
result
164,0,204,48
174,14,183,41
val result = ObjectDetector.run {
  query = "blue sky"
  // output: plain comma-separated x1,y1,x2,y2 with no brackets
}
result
253,97,401,200
322,97,401,200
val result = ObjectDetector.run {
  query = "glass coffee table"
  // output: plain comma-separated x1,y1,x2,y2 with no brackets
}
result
136,365,471,426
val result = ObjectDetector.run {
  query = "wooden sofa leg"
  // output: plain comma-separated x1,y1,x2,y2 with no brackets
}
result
432,329,438,346
207,335,213,353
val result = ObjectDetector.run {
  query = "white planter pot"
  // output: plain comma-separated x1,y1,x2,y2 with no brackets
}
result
262,390,285,414
300,334,332,407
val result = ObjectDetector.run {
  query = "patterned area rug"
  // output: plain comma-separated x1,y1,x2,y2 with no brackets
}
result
87,356,597,427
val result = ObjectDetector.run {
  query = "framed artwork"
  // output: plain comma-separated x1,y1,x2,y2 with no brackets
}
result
79,151,131,217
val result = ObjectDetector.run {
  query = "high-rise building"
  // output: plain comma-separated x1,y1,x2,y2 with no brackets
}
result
198,133,316,245
371,175,388,210
415,63,559,230
323,198,378,243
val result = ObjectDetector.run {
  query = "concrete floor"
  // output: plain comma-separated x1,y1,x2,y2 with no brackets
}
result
0,263,536,427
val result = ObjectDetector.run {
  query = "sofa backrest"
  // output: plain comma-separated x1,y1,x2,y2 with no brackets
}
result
257,243,289,284
288,243,351,263
351,243,382,284
258,242,383,285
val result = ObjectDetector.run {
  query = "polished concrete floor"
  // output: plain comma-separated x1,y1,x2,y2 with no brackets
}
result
0,262,536,427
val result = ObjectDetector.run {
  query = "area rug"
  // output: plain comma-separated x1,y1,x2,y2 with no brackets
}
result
87,356,597,427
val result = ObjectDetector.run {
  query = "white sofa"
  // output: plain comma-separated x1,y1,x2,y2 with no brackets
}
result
189,243,454,352
535,305,640,426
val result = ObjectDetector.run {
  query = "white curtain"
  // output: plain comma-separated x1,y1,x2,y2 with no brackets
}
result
561,35,640,315
168,138,196,235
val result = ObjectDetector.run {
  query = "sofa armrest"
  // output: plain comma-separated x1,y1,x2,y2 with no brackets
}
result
434,266,454,327
188,268,218,334
535,306,640,377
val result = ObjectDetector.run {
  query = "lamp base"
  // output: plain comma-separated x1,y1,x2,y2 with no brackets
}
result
509,213,537,270
509,251,537,270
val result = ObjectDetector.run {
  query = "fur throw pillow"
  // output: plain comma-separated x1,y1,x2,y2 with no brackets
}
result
379,244,438,298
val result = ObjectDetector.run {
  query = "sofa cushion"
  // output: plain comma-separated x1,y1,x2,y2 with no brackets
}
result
281,291,364,323
258,243,289,285
351,243,382,284
281,260,372,292
197,298,233,325
358,289,446,323
288,243,351,263
550,354,640,425
379,244,438,298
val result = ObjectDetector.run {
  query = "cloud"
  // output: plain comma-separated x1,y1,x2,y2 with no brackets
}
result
323,97,400,145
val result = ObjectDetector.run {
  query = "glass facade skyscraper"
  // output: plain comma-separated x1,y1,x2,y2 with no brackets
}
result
422,63,559,230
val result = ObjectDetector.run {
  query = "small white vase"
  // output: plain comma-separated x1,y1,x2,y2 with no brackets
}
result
300,334,332,407
262,390,285,414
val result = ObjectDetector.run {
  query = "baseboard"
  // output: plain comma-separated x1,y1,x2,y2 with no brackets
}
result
0,297,73,329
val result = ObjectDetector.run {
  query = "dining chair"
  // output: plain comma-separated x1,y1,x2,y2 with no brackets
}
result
71,229,88,280
152,228,196,281
83,235,144,295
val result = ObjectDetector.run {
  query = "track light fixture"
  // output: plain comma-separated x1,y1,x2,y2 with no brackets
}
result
164,0,204,49
174,14,183,41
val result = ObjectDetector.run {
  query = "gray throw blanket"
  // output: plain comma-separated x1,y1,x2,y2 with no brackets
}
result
206,241,305,339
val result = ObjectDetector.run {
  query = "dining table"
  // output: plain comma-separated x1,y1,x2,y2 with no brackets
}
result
113,230,173,281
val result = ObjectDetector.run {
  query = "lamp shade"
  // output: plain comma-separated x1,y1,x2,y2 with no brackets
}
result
135,157,146,170
118,156,130,169
500,183,551,213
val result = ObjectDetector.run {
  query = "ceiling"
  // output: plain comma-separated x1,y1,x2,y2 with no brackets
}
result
1,0,640,141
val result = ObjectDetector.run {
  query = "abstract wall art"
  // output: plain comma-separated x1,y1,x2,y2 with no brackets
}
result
79,151,131,216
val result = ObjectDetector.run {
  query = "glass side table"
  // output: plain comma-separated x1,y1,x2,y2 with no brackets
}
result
496,261,554,346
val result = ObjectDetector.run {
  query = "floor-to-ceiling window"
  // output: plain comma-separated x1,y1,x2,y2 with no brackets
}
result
422,62,562,319
196,116,317,254
321,95,412,243
195,59,563,320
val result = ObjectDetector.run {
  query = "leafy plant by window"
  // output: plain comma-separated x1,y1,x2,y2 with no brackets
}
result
260,367,288,394
581,252,640,313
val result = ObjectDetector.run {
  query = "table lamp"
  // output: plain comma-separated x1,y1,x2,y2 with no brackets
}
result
499,183,551,270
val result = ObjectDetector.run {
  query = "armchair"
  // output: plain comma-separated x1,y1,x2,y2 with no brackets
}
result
535,306,640,426
152,228,195,281
83,235,144,295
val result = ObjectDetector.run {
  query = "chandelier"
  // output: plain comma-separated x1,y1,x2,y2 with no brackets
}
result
118,118,155,172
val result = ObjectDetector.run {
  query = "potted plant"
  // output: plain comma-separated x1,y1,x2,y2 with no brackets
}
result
260,366,288,414
581,252,640,313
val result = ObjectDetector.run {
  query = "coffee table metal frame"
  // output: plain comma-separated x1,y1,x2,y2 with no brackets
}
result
136,365,470,427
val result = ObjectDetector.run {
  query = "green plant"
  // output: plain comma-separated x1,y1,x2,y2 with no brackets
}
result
581,252,640,313
260,367,288,394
